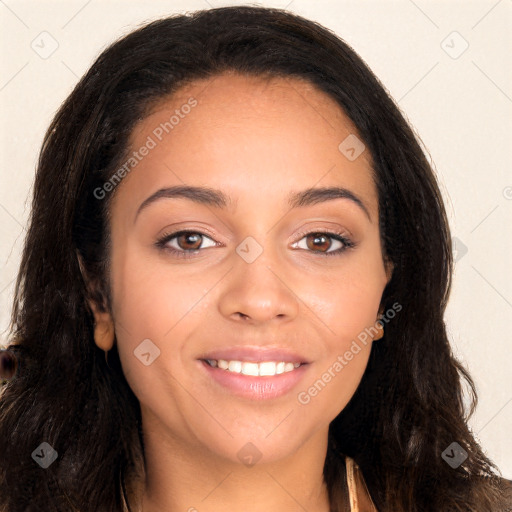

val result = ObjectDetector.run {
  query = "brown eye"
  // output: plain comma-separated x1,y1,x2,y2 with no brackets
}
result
292,231,353,257
305,233,331,252
155,230,217,258
176,232,203,251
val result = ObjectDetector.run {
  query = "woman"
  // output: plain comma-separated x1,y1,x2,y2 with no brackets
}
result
0,6,510,512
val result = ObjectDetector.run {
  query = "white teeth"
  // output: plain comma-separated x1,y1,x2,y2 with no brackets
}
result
228,360,242,373
207,359,302,376
242,362,259,376
259,362,276,376
284,362,295,372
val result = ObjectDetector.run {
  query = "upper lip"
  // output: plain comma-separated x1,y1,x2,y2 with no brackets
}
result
198,346,310,364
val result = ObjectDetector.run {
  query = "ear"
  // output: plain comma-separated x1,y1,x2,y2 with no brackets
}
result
373,318,385,340
76,250,115,351
87,299,115,351
384,257,394,283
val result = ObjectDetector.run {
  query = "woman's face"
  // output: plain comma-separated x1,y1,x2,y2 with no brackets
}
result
104,72,391,465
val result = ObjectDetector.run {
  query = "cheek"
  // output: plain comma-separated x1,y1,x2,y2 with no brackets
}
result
110,237,208,341
295,290,375,423
297,344,371,421
296,259,385,344
288,265,383,420
107,241,185,380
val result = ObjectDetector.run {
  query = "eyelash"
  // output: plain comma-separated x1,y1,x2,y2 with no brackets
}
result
155,229,356,259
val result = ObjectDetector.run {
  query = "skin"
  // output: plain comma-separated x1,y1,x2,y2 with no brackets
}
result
89,71,392,512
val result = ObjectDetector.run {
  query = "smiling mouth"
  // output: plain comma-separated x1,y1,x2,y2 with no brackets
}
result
203,359,305,377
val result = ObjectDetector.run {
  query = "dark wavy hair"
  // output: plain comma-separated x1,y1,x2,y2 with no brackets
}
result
1,6,509,512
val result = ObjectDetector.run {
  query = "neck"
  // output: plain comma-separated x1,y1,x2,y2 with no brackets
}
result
135,413,333,512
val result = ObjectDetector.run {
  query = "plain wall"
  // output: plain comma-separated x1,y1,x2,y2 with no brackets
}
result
1,0,511,477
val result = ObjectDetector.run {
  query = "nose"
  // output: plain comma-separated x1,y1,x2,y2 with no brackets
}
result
217,251,300,325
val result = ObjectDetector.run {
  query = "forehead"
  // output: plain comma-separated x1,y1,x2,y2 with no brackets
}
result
110,72,377,221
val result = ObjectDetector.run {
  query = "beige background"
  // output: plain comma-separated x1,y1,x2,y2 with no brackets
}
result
1,0,511,477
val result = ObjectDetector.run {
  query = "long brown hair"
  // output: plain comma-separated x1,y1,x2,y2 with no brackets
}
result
0,6,509,511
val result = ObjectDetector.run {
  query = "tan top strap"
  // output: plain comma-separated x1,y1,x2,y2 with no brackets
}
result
345,456,378,512
346,456,359,512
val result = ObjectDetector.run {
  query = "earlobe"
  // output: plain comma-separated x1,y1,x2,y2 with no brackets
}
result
87,299,115,351
373,307,386,341
373,322,384,340
77,251,115,351
385,258,394,283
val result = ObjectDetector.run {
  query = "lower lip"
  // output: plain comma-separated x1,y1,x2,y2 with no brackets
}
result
198,360,309,400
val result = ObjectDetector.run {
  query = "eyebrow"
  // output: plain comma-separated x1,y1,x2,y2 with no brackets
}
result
133,185,371,224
